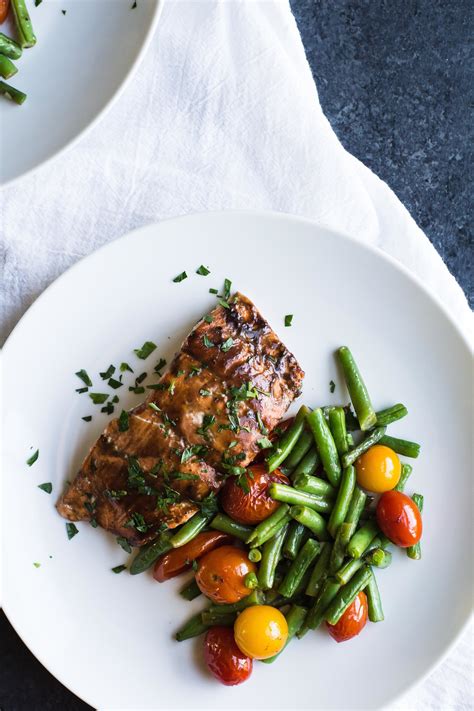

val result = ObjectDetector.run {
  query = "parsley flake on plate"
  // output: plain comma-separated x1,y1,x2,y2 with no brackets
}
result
38,482,52,494
26,449,39,466
82,415,92,422
134,341,157,359
112,564,127,574
196,265,210,276
89,392,109,405
66,522,79,540
100,364,115,380
284,314,293,327
173,271,187,284
329,380,336,393
75,369,92,387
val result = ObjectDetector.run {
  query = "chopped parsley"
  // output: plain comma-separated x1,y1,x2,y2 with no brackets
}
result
146,383,166,391
89,392,109,404
82,415,92,422
75,369,92,387
129,386,146,394
135,372,147,385
154,358,167,374
120,362,134,373
284,314,293,327
256,411,268,435
38,482,52,494
112,395,119,403
100,364,115,380
218,299,230,309
105,489,128,500
203,335,214,348
200,492,219,517
221,337,234,352
134,341,157,359
61,8,66,14
196,265,210,276
125,512,149,533
209,288,218,294
148,402,161,412
223,278,232,299
116,536,132,554
26,449,39,466
197,414,216,435
33,562,41,568
118,410,129,432
108,378,123,389
181,445,207,463
329,380,336,393
112,564,127,574
168,380,176,396
101,403,114,415
257,437,273,449
34,0,42,6
199,388,211,397
66,523,79,540
131,0,137,7
75,387,89,394
173,271,188,283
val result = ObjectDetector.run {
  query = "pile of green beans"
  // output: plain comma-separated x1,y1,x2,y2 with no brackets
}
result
0,0,37,105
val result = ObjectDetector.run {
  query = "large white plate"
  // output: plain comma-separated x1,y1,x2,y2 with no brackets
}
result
2,211,472,709
0,0,161,186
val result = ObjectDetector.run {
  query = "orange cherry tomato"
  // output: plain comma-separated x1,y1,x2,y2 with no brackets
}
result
204,626,253,685
376,490,423,547
356,445,401,493
0,0,10,24
234,605,288,659
220,463,289,525
195,545,256,604
153,531,233,582
326,591,368,643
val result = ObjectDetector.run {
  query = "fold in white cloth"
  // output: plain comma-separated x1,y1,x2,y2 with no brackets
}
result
0,0,471,706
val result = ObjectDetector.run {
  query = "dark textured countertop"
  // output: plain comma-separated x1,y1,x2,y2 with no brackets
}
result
1,2,471,710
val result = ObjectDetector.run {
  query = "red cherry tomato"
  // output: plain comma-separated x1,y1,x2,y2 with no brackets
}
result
195,545,256,603
220,463,289,525
153,531,233,582
326,591,368,643
376,490,423,547
0,0,9,24
204,626,253,686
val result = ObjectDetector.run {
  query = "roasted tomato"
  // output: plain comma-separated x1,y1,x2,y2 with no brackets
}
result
195,545,256,603
356,445,401,493
220,463,289,525
234,605,288,659
376,490,423,547
153,531,232,582
0,0,9,24
326,591,368,643
204,626,253,685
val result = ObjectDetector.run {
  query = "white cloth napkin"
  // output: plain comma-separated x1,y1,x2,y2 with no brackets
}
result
0,0,472,706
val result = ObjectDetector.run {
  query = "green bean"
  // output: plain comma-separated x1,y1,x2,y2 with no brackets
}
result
327,465,356,538
201,611,236,627
11,0,36,47
306,542,332,597
329,522,352,573
210,513,253,541
176,612,209,641
245,572,259,589
283,521,307,560
335,556,365,585
293,472,336,498
170,512,209,547
267,405,309,472
248,548,262,563
292,447,320,479
365,570,384,622
283,430,313,470
306,409,341,486
337,346,377,431
180,578,201,601
0,33,22,59
0,80,26,104
407,493,424,560
375,403,408,426
365,547,392,568
395,463,413,492
290,505,329,541
304,577,341,630
379,434,421,458
325,566,372,625
246,504,288,544
340,487,367,546
347,521,379,559
258,523,288,590
346,432,355,447
328,407,349,456
0,55,17,80
279,538,321,598
207,589,265,617
129,531,172,575
269,482,332,514
342,426,386,467
261,605,308,663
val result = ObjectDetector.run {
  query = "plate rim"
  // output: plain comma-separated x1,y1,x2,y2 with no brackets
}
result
2,209,473,710
1,0,163,190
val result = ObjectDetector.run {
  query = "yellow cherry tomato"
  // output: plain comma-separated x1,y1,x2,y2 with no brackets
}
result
234,605,288,660
356,445,401,493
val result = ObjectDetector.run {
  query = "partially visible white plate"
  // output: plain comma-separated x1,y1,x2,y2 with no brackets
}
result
2,211,472,709
0,0,161,186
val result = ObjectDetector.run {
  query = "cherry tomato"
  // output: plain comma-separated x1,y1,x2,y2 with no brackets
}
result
195,545,256,603
153,531,232,582
220,463,289,525
204,626,253,686
326,591,368,643
356,445,401,493
376,490,423,547
234,605,288,659
0,0,10,24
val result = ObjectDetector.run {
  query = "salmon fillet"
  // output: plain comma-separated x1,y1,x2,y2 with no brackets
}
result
57,293,304,545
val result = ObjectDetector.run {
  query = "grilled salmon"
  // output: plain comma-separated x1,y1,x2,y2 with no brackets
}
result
57,293,304,545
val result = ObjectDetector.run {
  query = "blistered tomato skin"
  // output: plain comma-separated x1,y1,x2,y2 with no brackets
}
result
195,546,256,604
220,464,289,525
234,605,288,660
204,627,253,686
326,591,368,643
376,490,423,547
356,445,401,493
